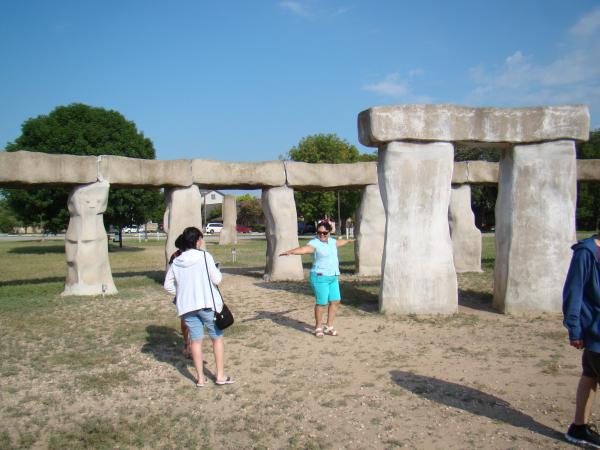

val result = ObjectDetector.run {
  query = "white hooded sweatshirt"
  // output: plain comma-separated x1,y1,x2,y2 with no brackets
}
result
164,249,223,317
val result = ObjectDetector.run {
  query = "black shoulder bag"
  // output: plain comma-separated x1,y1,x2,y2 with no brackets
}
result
203,251,234,330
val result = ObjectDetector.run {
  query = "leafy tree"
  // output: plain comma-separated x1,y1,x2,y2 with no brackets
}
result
454,147,499,230
2,103,164,245
237,194,263,226
283,134,377,230
0,197,20,232
576,129,600,231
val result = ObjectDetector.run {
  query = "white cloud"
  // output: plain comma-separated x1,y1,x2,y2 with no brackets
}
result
466,7,600,125
570,6,600,37
279,1,310,17
363,73,409,97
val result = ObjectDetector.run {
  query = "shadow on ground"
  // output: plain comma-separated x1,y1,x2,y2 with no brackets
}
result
8,244,65,254
242,309,313,335
113,270,165,284
141,325,198,383
390,370,562,443
458,289,498,314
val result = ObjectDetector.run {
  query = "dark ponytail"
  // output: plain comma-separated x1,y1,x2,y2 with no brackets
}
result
181,227,203,251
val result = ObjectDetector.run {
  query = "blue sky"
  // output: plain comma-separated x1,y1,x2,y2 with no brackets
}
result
1,0,599,164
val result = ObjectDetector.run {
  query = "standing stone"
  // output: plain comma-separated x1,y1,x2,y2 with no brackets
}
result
449,185,482,273
262,186,304,281
355,184,385,276
62,181,117,296
378,141,458,314
164,185,203,265
219,195,237,245
494,140,577,313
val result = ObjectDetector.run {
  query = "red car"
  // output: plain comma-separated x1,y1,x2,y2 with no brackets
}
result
236,225,252,233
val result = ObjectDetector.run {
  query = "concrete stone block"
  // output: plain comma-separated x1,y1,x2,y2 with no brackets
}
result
62,181,117,296
262,186,304,281
494,140,577,314
358,104,589,147
577,159,600,181
467,161,499,184
285,161,377,190
378,141,458,314
192,160,286,188
452,162,468,184
219,195,237,245
99,155,192,186
449,185,482,273
354,184,385,276
0,151,97,185
163,185,203,265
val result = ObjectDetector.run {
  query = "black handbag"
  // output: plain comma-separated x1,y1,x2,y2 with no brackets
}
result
203,251,234,330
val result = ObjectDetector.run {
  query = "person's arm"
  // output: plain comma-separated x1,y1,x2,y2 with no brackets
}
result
336,239,354,248
204,251,223,286
164,266,177,296
280,245,315,256
563,249,592,348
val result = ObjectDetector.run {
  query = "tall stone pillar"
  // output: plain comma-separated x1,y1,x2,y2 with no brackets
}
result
219,195,237,245
355,184,385,276
262,186,303,281
449,184,482,273
494,141,577,313
164,185,203,265
378,142,458,314
62,181,117,296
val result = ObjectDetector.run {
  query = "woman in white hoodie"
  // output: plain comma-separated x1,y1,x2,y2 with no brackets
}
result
164,227,234,387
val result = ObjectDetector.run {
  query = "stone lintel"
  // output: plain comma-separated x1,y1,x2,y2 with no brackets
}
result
358,104,590,147
577,159,600,181
99,156,192,187
192,160,285,188
0,151,97,185
285,161,377,190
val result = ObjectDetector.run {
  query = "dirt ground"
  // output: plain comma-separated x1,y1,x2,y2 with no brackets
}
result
0,268,590,449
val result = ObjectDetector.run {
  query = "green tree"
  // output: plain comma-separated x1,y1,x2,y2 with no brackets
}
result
2,103,164,245
454,147,499,230
284,134,377,230
0,197,20,232
577,129,600,230
237,194,263,226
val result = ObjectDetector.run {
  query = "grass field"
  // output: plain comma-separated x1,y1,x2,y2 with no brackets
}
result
0,234,587,449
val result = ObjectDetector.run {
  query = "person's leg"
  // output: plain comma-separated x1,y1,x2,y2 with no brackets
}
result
212,337,225,381
310,272,328,335
314,305,326,330
181,319,191,357
326,301,340,328
574,375,598,424
190,338,204,383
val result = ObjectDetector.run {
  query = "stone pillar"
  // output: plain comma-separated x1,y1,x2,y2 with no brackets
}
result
449,185,482,273
62,181,117,296
378,142,458,314
494,140,577,313
219,195,237,245
262,186,303,281
355,184,385,276
164,185,203,265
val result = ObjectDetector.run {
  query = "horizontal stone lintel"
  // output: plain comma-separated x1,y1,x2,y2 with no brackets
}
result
285,161,378,190
1,151,598,187
358,104,590,147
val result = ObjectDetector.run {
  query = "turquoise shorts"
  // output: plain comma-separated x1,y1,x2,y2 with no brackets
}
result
310,272,341,306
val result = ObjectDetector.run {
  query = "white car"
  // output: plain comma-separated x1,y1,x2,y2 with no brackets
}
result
205,222,223,234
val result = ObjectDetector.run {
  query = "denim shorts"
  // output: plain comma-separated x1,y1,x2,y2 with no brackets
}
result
309,272,341,306
182,308,224,341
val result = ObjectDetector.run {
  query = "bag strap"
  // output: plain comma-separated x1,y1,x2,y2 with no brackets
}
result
203,251,218,311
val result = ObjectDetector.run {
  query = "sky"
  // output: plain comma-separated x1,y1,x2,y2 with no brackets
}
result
1,0,599,165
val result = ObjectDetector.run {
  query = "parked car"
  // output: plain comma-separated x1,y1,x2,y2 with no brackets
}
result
205,222,223,234
236,225,252,233
122,226,139,233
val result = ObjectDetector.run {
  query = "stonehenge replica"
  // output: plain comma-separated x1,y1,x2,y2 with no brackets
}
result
358,104,590,315
0,103,597,316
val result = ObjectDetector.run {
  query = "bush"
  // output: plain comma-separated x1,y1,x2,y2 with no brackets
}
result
251,224,265,233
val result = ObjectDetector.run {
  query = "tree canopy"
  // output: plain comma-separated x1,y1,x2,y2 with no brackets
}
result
284,133,376,229
576,129,600,230
236,194,263,226
2,103,164,236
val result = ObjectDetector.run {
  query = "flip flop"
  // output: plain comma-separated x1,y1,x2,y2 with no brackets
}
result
196,377,207,387
215,376,235,385
323,326,338,336
315,328,324,337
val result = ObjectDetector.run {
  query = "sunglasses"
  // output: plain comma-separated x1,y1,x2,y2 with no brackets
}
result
317,231,329,236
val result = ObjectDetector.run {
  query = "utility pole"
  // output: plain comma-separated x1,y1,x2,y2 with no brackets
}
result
337,191,341,234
